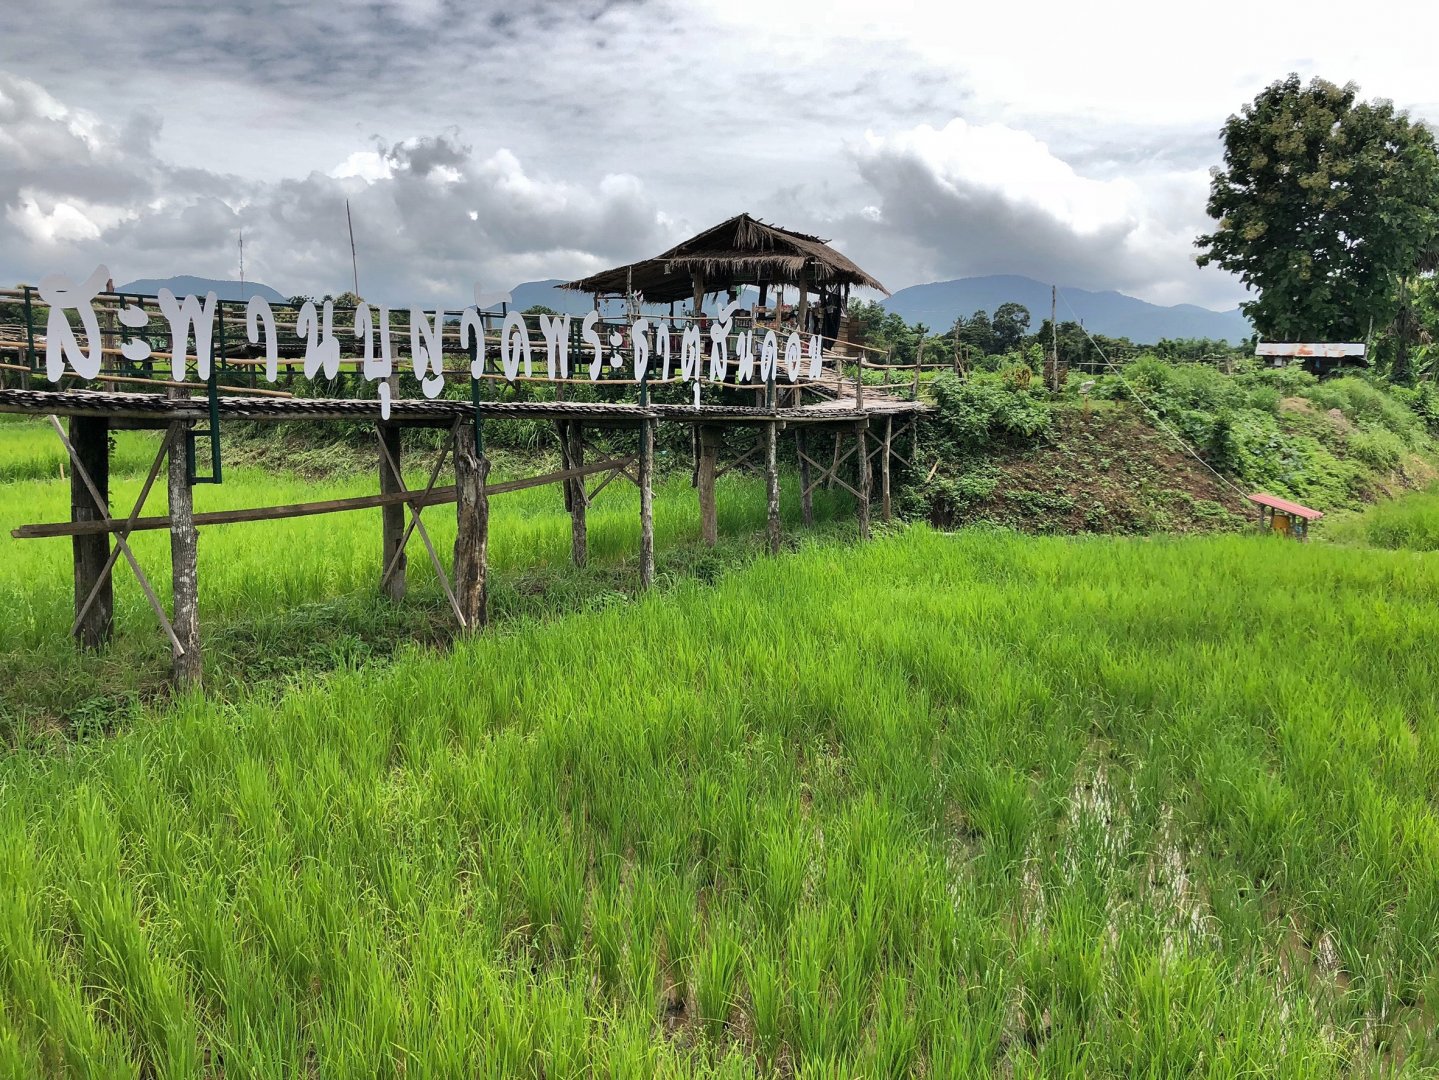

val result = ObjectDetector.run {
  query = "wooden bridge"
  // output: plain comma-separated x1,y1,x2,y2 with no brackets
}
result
1,365,931,686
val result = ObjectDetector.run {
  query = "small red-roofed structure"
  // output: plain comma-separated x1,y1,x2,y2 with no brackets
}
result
1248,493,1322,540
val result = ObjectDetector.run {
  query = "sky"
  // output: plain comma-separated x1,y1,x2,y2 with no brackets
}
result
2,0,1437,312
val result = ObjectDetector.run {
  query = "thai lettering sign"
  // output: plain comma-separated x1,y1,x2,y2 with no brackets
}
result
37,265,825,418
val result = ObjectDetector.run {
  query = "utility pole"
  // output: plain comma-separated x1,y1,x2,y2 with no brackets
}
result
1049,285,1059,393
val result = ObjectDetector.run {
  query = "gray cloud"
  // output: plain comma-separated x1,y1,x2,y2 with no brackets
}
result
0,0,1261,310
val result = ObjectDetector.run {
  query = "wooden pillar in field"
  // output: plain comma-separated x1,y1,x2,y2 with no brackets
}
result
697,425,721,546
167,418,202,687
765,420,781,554
881,415,893,523
639,418,655,589
568,422,587,567
378,423,406,601
557,421,574,511
856,420,872,540
828,431,841,490
796,428,813,526
453,423,489,631
70,416,112,649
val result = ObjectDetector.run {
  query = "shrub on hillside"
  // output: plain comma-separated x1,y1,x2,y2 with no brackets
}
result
1346,425,1407,472
1304,377,1423,445
928,372,1052,452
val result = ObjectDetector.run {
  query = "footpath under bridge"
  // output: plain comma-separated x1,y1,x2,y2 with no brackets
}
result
0,302,936,687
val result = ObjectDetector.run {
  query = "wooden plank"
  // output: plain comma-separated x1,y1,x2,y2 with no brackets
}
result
14,457,634,539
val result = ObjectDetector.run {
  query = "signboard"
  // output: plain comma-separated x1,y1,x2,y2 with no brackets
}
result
35,264,825,418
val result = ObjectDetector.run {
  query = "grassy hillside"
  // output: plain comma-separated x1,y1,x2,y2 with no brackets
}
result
2,528,1437,1076
906,362,1438,532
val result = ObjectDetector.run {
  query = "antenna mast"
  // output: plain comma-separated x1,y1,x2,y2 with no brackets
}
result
346,200,360,297
238,232,245,292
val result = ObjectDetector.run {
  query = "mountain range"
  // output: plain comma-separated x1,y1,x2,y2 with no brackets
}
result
117,276,288,304
881,275,1251,344
116,274,1252,345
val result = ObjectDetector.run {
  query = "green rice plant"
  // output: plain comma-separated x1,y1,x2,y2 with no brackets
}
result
694,921,745,1044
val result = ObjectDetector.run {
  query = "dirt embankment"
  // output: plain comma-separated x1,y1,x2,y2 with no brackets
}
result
937,406,1253,535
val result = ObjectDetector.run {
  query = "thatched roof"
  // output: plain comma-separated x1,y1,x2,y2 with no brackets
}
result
560,213,888,303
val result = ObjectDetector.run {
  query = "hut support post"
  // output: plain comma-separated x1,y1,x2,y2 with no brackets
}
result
568,423,587,567
797,428,814,526
453,423,489,631
168,419,201,687
639,418,655,589
856,420,872,540
698,425,721,547
70,416,112,649
378,423,406,601
765,420,780,554
881,415,893,523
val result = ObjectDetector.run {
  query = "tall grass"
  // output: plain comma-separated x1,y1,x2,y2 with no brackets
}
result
1325,486,1439,551
1,507,1437,1073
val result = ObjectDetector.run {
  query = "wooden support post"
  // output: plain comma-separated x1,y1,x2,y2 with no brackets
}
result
828,431,842,490
639,418,655,589
698,425,721,547
797,428,814,526
765,420,780,554
168,419,201,687
378,423,406,601
557,421,576,511
568,422,587,567
913,335,924,401
856,421,872,540
70,416,112,649
453,424,489,631
881,416,893,524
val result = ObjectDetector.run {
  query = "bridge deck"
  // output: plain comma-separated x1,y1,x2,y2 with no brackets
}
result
0,386,928,426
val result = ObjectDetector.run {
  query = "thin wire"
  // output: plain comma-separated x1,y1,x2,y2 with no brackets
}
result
1055,287,1252,504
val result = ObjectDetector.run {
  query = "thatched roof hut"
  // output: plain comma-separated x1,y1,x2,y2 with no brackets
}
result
560,213,888,307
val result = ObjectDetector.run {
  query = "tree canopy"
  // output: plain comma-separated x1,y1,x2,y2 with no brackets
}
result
1196,75,1439,344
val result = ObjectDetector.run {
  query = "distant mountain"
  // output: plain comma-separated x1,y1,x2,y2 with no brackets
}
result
882,275,1251,345
117,276,288,304
507,279,709,317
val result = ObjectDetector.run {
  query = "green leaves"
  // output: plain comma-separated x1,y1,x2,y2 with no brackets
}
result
1197,75,1439,342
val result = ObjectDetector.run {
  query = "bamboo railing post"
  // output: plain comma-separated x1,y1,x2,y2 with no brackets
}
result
765,420,780,555
913,335,924,401
378,423,406,601
856,419,872,541
70,416,112,649
167,387,201,687
453,423,489,631
797,428,814,526
639,418,655,589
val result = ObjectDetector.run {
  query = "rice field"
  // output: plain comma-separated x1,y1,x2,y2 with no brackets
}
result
2,419,1438,1076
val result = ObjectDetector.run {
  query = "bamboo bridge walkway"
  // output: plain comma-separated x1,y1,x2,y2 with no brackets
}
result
1,367,931,685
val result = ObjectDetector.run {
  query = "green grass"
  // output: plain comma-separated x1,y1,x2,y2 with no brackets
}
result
3,421,1439,1075
1325,486,1439,551
0,424,857,735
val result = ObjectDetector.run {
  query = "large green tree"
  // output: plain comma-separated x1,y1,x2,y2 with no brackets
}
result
1196,75,1439,344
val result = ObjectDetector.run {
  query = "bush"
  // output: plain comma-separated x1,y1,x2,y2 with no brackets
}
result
1304,377,1423,445
1346,425,1407,472
928,372,1052,452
